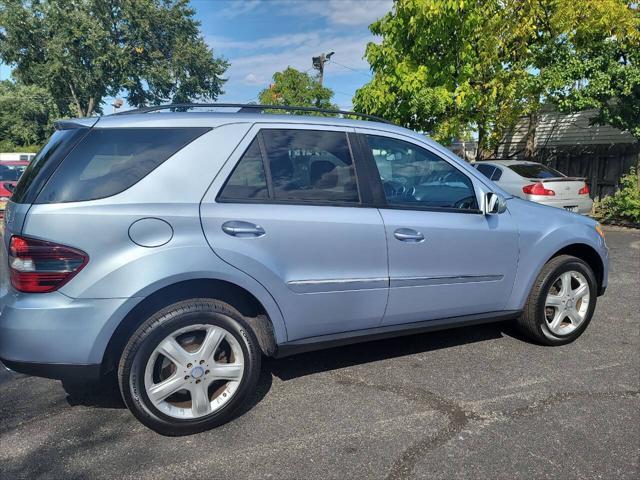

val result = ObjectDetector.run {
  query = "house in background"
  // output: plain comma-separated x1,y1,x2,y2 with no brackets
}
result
497,109,639,199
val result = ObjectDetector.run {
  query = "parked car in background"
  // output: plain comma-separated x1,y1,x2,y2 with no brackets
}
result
0,160,30,217
0,106,607,436
474,160,593,214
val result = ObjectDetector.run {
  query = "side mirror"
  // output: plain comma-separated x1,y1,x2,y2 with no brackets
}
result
484,192,506,215
4,183,15,193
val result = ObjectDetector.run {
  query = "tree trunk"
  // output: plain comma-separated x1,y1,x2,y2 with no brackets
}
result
86,97,95,117
68,83,85,117
524,112,538,160
476,123,486,161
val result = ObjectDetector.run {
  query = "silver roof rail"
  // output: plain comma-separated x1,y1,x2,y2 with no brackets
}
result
113,103,392,124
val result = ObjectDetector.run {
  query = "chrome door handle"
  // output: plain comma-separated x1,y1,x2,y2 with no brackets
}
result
394,228,425,243
222,221,265,237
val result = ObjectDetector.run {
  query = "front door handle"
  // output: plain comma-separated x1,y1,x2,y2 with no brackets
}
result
222,221,266,237
394,228,425,243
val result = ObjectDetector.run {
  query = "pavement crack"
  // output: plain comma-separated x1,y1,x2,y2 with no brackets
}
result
331,371,478,480
504,390,640,419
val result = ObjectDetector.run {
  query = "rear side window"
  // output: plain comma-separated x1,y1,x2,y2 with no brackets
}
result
218,129,360,204
491,167,503,181
218,138,268,200
262,129,359,203
35,127,209,204
509,163,563,179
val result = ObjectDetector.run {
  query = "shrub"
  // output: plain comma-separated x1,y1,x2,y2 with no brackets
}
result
594,167,640,224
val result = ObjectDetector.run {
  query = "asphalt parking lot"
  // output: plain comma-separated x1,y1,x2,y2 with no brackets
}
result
1,227,638,479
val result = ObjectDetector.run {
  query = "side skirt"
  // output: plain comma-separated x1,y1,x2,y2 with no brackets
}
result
274,310,522,358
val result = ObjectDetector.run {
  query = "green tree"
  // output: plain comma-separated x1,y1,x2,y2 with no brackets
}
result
354,0,639,159
258,67,337,111
0,80,58,150
0,0,229,117
532,1,639,139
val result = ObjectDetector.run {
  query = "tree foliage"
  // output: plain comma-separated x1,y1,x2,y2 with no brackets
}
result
354,0,639,158
0,0,229,117
0,80,58,150
258,67,337,111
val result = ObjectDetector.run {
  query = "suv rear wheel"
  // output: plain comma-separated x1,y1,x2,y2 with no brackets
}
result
118,299,261,436
517,255,597,345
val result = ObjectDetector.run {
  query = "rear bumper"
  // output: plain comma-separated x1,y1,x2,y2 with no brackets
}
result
525,195,593,214
1,359,101,381
0,290,132,378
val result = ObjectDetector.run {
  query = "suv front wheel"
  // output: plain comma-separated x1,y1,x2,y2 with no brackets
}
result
118,299,261,436
517,255,597,345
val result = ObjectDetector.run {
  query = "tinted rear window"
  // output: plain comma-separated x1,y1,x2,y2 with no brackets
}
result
508,164,564,179
11,128,89,204
35,127,209,204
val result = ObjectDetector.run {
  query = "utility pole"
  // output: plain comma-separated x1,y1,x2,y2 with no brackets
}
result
312,51,334,86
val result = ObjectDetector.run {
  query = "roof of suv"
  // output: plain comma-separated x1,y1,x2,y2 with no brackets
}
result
65,111,419,138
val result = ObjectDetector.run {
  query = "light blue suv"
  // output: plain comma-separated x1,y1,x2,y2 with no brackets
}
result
0,105,608,435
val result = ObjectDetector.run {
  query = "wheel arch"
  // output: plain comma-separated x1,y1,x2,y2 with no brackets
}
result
101,278,279,376
550,243,604,291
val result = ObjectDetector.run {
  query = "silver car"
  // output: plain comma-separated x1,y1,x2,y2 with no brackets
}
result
0,105,608,435
474,160,593,214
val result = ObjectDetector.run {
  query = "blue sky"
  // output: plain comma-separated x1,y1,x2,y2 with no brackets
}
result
195,0,392,108
0,0,392,111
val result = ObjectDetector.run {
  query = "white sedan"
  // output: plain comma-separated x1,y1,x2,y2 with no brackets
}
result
474,160,593,214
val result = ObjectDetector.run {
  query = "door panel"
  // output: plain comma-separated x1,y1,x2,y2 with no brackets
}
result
379,208,518,325
355,128,519,325
201,124,388,341
202,203,388,340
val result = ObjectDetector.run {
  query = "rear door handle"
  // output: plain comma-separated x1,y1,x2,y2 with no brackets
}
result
394,228,425,243
222,221,266,237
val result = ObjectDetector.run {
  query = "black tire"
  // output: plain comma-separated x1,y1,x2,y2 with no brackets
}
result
118,299,261,436
516,255,597,346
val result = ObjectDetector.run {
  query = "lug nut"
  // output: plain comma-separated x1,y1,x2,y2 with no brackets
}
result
184,375,189,380
187,363,192,368
195,379,201,384
199,360,205,365
205,370,210,374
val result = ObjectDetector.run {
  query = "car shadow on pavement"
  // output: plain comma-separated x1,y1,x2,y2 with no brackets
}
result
62,365,275,419
267,320,512,381
61,321,513,414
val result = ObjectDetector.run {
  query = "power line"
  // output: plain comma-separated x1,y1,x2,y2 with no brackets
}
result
327,60,372,78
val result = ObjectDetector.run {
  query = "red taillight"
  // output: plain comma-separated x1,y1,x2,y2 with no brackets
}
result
522,182,555,196
8,235,88,293
578,183,590,195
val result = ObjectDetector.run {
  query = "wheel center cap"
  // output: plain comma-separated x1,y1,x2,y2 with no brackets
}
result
190,366,205,379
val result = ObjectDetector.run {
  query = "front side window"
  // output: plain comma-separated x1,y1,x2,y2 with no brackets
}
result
365,135,478,210
261,129,359,203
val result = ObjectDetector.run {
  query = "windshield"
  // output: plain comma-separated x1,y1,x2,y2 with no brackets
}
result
0,165,27,182
508,163,564,179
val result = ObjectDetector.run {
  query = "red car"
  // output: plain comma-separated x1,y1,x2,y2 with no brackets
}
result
0,161,29,217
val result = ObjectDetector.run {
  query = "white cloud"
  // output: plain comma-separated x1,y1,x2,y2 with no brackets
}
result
217,0,262,19
216,0,392,27
273,0,392,26
218,32,373,88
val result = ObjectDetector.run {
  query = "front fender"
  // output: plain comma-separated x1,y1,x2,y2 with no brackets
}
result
505,199,608,310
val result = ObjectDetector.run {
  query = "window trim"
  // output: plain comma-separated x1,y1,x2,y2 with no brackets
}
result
357,133,483,215
217,127,368,207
